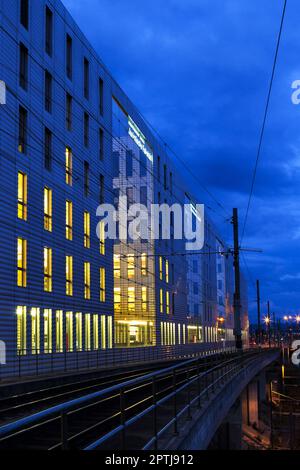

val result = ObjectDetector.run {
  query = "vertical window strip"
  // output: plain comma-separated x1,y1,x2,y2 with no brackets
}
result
17,171,27,220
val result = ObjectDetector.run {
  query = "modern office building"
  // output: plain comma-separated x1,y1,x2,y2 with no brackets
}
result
0,0,248,376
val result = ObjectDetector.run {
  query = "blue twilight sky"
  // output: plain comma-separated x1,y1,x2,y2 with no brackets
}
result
62,0,300,323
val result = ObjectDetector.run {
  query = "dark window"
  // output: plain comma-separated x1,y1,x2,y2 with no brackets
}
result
84,161,89,196
163,164,167,190
99,128,104,161
99,174,104,204
66,34,72,80
66,93,72,131
172,293,175,315
126,150,133,177
99,77,104,115
84,58,89,99
113,151,119,177
44,127,52,170
157,156,161,182
20,0,29,29
140,152,147,177
84,112,89,147
170,172,173,194
126,187,134,209
45,70,52,113
113,188,119,210
19,43,28,90
18,106,27,154
140,186,147,207
45,6,53,56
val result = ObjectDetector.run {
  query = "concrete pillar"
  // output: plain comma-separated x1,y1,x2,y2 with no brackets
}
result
212,398,243,450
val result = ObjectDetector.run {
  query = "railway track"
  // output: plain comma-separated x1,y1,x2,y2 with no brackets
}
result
0,351,239,450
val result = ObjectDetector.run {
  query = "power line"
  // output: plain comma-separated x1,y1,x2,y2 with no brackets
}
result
240,0,287,246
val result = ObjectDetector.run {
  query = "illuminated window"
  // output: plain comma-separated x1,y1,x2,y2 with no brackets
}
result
100,267,106,302
99,221,105,255
183,324,186,344
101,315,106,349
114,287,121,313
17,237,27,287
178,324,181,345
93,315,99,350
142,287,148,312
114,254,120,278
18,172,27,220
66,200,73,240
44,187,52,232
66,312,73,352
166,291,170,314
107,316,113,349
141,253,147,276
56,311,63,353
84,262,91,300
159,288,163,313
166,260,169,284
44,247,52,292
127,254,135,279
128,287,135,313
84,211,90,248
31,308,40,355
85,314,91,351
44,309,52,353
159,256,163,280
65,147,73,185
17,306,26,355
66,255,73,296
75,312,82,351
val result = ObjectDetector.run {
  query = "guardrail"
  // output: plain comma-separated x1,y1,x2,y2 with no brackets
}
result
0,347,277,450
0,341,236,380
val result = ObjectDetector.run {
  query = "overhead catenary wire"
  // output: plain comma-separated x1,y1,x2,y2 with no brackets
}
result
240,0,287,246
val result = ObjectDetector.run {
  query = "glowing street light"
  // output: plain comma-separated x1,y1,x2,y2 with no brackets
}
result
264,316,270,325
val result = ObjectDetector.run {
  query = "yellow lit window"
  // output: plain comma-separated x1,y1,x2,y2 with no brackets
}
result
56,311,63,353
17,306,27,355
178,324,181,345
66,311,73,352
66,255,73,296
107,316,113,349
93,314,99,350
100,267,106,302
114,254,120,278
84,262,91,300
44,247,52,292
166,260,169,284
31,308,40,355
141,253,147,276
17,237,27,287
166,291,170,314
18,171,27,221
66,200,73,240
114,287,121,313
76,312,82,351
101,315,106,349
85,314,91,351
183,324,186,344
127,254,135,279
159,256,163,280
44,309,52,353
65,146,73,185
84,211,90,248
142,286,148,312
44,187,52,232
99,221,105,255
159,288,163,313
128,287,135,313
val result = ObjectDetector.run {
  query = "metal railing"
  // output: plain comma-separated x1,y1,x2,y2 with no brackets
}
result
0,347,276,450
0,342,235,380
